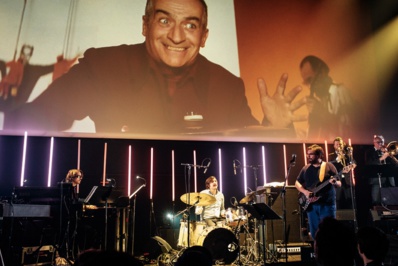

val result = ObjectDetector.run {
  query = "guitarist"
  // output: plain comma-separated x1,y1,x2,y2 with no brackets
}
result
295,144,341,240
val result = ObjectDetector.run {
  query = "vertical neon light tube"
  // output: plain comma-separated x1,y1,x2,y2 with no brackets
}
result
218,148,223,193
102,142,107,186
324,140,329,162
128,145,132,196
283,145,288,185
150,148,154,200
193,150,197,192
47,137,54,187
77,139,81,193
303,143,307,165
20,131,28,187
77,139,81,169
348,138,355,185
243,147,247,195
262,145,267,185
172,150,175,202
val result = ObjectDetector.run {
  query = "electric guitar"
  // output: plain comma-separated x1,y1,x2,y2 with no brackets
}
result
298,164,355,211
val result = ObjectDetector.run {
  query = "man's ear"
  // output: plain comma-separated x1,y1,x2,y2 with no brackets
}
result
200,29,209,48
142,15,148,37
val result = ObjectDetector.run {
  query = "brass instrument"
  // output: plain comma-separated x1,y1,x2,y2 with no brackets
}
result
386,141,398,156
382,141,398,164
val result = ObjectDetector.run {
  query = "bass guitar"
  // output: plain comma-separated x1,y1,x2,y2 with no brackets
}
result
298,164,355,211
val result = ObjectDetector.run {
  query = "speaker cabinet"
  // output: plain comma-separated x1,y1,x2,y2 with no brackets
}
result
257,186,301,244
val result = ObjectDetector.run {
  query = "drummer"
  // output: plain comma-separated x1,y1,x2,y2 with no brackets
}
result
195,176,226,226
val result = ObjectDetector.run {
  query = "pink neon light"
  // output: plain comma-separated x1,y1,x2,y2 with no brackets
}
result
283,145,287,185
243,147,247,195
77,139,81,169
150,148,153,199
348,138,356,185
303,143,307,165
128,145,132,196
77,139,81,193
172,150,175,201
47,137,54,187
324,140,329,162
193,150,197,192
262,146,267,184
218,149,222,193
102,142,107,186
20,131,28,187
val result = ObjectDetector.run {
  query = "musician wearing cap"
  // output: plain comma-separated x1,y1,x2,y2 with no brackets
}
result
328,137,357,209
295,144,340,240
365,135,397,205
195,176,226,226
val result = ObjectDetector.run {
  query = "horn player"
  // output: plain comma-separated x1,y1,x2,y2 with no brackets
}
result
365,135,397,206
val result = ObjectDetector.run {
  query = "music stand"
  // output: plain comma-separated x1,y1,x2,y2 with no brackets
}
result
83,186,125,250
364,164,396,178
242,203,281,264
255,186,283,207
364,165,396,202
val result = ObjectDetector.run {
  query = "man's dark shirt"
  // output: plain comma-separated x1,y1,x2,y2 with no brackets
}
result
4,43,259,135
297,162,338,205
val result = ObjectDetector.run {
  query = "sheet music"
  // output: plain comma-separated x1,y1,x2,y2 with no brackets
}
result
84,186,98,204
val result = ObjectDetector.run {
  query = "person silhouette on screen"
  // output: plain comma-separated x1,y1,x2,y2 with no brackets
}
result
300,55,355,140
3,0,305,137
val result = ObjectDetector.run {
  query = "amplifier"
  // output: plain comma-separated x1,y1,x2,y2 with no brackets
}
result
276,246,301,254
21,245,55,265
269,242,312,260
2,204,51,217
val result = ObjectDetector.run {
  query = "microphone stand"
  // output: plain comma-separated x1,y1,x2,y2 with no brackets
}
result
282,158,296,263
180,163,207,248
128,183,146,255
242,164,263,263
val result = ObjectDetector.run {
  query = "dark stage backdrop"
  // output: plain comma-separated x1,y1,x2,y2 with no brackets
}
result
0,135,379,255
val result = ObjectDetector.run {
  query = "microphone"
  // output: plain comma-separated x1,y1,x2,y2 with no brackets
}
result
136,175,146,183
105,178,116,187
290,154,297,166
233,160,237,175
203,160,211,174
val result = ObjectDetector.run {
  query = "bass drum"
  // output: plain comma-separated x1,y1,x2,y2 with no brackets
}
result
197,227,239,264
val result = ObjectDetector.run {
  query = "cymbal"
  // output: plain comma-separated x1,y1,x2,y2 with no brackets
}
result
239,189,279,204
239,193,255,204
180,192,216,206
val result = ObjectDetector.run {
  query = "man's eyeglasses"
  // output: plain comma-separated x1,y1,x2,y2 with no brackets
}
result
374,141,383,144
73,175,83,179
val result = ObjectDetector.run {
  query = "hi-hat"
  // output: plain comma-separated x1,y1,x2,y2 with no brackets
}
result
180,192,216,206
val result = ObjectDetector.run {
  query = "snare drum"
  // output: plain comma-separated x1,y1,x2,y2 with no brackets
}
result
196,227,239,264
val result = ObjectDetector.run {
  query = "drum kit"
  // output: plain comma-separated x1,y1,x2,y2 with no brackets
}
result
167,192,277,265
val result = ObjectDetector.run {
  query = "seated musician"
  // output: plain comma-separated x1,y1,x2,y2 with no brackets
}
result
64,169,84,203
195,176,226,226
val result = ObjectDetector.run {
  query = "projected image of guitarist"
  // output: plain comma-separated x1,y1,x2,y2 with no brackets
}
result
295,144,341,240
